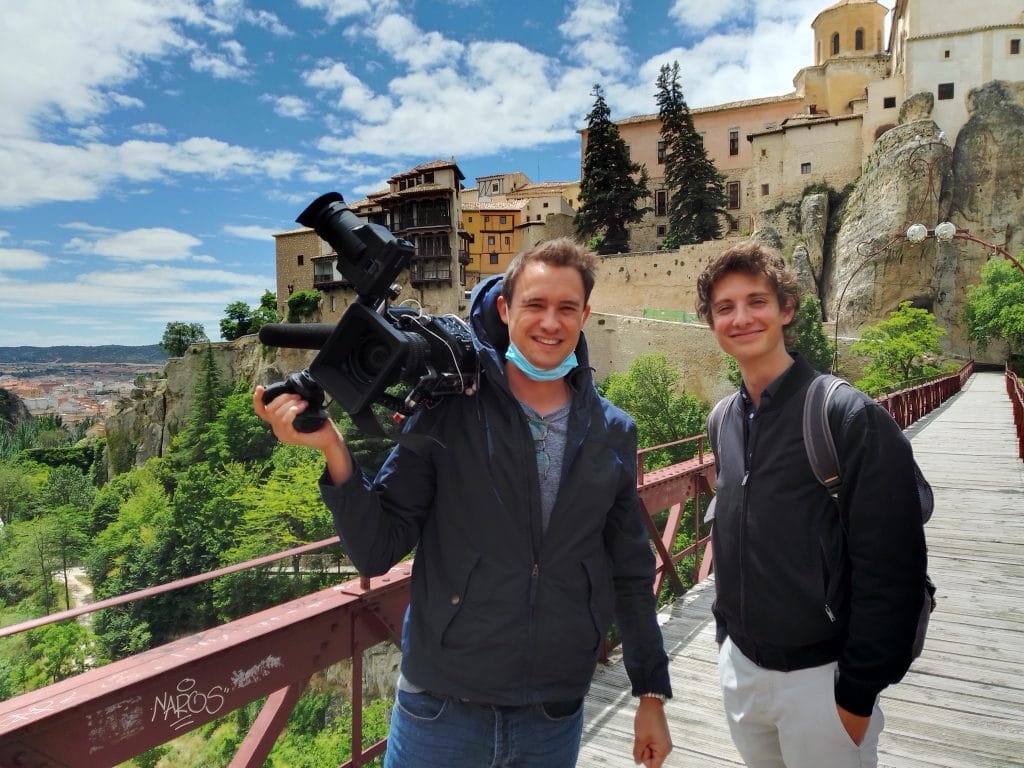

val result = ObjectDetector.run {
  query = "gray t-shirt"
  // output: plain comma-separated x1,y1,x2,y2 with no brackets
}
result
519,399,571,533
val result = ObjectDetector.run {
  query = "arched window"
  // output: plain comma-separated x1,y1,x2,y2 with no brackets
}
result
855,28,865,50
831,32,840,55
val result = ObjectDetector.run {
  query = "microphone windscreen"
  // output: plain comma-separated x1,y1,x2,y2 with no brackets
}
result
258,323,335,349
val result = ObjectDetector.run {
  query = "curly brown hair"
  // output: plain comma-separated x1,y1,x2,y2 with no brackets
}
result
501,238,597,306
695,241,800,327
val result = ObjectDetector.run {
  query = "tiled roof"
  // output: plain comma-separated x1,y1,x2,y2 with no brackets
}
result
613,92,802,127
462,199,530,212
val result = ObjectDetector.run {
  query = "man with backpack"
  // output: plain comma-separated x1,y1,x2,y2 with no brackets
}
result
696,241,929,767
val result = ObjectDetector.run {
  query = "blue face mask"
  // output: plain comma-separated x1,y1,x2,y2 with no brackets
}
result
505,342,578,382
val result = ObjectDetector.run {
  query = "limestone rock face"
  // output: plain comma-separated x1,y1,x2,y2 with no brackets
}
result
827,119,951,334
105,335,316,470
797,193,829,296
828,80,1024,358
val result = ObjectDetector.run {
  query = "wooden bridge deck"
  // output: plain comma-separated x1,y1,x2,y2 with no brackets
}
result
579,371,1024,767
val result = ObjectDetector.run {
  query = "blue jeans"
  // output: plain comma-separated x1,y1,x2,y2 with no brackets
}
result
384,689,584,768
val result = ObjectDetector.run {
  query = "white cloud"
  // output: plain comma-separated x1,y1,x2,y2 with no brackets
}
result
65,227,204,263
0,1,198,139
0,137,303,209
0,248,51,270
304,60,394,122
559,0,632,75
133,122,169,137
190,39,249,79
263,94,310,119
223,224,279,241
669,0,751,30
296,0,373,24
371,14,464,71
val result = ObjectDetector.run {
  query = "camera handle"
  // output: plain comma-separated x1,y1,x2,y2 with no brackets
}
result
261,371,331,433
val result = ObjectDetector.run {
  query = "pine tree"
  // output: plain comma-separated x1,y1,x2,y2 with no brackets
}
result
656,62,727,247
575,84,651,254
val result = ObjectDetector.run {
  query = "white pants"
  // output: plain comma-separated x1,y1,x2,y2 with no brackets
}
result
718,636,884,768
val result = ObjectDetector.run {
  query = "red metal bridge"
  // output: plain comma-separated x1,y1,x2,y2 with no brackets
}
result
2,362,1019,767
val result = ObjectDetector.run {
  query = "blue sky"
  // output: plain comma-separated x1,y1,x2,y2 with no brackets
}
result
0,0,830,347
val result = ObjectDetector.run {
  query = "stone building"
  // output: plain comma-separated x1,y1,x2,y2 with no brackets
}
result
273,159,471,324
593,0,1023,250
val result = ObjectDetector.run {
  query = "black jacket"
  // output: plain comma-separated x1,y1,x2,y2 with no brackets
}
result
320,276,670,705
709,355,927,716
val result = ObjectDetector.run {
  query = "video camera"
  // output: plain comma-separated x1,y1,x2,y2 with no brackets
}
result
260,192,476,432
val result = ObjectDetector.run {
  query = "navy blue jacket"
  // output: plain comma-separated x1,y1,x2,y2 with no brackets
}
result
321,276,671,705
709,354,927,716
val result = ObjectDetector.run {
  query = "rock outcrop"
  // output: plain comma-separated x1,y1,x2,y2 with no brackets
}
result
104,335,315,472
825,80,1024,358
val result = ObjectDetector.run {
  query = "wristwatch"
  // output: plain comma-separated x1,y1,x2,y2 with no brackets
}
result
639,692,667,702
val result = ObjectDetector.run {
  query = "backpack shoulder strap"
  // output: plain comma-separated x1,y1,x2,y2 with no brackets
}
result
707,392,739,459
803,374,849,499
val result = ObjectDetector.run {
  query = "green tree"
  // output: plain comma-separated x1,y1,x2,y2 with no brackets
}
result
23,621,104,688
204,388,277,467
159,321,208,357
221,292,280,340
850,301,948,396
166,344,226,468
575,84,651,254
790,294,835,373
656,62,727,247
600,353,709,469
0,460,41,526
220,300,254,341
287,290,322,323
963,258,1024,366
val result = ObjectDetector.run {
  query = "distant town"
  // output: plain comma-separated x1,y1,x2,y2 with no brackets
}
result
0,347,166,424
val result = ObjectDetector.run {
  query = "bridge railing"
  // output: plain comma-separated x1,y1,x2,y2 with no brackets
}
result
0,365,977,767
1008,365,1024,461
0,441,717,767
874,360,973,428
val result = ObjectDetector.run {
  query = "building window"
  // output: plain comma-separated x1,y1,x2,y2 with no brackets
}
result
487,236,495,246
484,215,490,223
729,129,739,156
542,202,549,208
883,96,897,109
330,295,337,312
655,190,667,217
761,184,770,196
489,252,499,265
727,181,740,210
944,49,950,59
938,82,955,100
499,215,507,224
855,28,864,51
831,32,839,56
656,225,667,237
1011,39,1021,55
657,140,666,164
504,236,511,246
801,162,811,174
297,254,304,266
423,171,434,183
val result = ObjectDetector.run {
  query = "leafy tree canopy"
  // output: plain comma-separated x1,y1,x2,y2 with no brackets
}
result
850,301,950,396
575,84,651,254
221,291,280,341
600,353,709,469
963,257,1024,362
159,322,208,357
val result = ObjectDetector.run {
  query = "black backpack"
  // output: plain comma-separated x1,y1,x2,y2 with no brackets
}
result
707,374,937,659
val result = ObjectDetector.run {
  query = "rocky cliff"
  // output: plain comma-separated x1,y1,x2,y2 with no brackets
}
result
104,336,316,471
820,80,1024,359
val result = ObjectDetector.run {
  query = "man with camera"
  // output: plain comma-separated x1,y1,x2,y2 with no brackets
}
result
254,238,673,767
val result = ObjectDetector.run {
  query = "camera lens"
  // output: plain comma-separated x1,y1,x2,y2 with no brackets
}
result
352,337,400,383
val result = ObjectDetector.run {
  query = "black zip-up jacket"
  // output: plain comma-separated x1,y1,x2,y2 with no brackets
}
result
320,276,671,706
709,355,927,716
